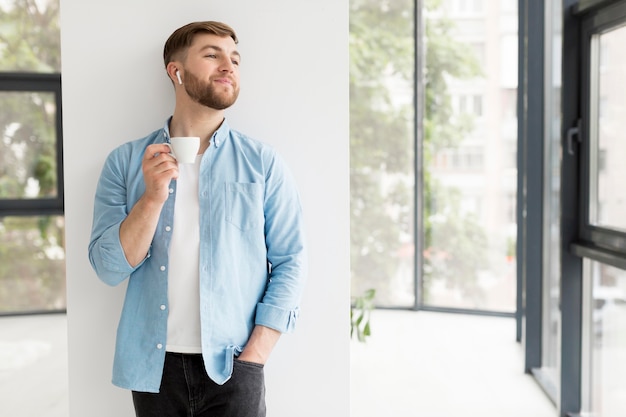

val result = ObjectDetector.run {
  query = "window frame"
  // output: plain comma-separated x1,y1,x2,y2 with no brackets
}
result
0,72,64,216
559,0,626,415
571,0,626,269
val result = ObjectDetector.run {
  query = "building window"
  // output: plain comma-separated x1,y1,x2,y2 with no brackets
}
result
450,0,484,15
454,93,484,117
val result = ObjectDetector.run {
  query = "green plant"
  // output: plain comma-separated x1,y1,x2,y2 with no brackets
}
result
350,288,376,342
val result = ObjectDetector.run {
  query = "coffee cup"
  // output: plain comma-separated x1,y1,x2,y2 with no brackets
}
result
166,136,200,164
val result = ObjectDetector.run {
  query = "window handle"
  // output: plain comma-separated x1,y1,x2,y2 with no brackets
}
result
567,119,582,155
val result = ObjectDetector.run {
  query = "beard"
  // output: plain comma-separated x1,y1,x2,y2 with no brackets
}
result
183,69,239,110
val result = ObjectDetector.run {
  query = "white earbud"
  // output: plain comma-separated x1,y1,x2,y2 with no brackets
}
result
176,70,182,85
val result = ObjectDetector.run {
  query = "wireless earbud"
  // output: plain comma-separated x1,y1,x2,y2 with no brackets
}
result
176,70,182,85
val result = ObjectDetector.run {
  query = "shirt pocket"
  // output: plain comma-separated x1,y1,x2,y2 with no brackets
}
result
225,182,264,231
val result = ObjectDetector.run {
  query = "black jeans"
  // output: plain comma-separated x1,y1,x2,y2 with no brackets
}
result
132,352,266,417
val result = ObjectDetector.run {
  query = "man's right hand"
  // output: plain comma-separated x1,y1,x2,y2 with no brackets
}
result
119,144,179,267
142,144,179,205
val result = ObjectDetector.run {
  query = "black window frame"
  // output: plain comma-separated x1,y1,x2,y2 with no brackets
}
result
0,72,64,216
0,72,65,316
570,0,626,270
559,0,626,415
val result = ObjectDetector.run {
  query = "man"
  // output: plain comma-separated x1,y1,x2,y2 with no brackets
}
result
88,21,307,417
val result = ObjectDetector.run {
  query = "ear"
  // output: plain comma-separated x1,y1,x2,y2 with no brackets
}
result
166,62,181,85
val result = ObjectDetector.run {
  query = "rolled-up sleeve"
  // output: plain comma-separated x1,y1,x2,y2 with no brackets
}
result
255,303,300,333
88,148,147,286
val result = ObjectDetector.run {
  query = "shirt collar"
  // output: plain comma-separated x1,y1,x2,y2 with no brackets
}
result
162,116,230,148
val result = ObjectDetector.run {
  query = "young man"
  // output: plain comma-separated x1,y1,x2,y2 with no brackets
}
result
88,21,307,417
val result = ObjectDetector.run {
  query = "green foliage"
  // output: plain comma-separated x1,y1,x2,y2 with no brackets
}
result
1,0,60,199
423,187,488,299
350,0,489,306
421,1,488,300
350,0,415,304
424,0,482,151
0,0,64,312
0,0,60,199
0,216,66,312
351,288,376,342
0,0,61,72
0,92,58,198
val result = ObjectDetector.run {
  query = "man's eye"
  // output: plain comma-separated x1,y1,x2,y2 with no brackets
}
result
205,54,217,58
232,60,240,66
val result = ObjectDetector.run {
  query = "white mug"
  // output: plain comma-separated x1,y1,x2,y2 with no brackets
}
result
166,136,200,164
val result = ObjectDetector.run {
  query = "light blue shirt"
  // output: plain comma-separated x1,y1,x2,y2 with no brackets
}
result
88,119,307,392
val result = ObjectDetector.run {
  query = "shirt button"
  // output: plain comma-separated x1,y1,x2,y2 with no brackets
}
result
157,343,163,350
165,226,171,232
160,305,166,310
169,188,174,194
160,266,166,271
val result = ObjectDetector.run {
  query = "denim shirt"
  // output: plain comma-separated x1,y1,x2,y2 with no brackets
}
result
88,119,307,392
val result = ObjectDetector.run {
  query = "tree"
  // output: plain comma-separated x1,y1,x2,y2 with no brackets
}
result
0,0,60,199
350,0,415,305
0,0,64,312
0,0,61,72
349,0,487,306
421,0,488,301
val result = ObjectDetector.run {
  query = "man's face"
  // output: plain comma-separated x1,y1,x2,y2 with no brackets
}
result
181,33,240,110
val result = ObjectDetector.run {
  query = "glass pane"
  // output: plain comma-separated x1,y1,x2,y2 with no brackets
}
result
539,0,563,402
0,92,58,199
0,0,61,72
589,25,626,232
422,1,517,311
585,261,626,417
350,0,415,307
0,216,66,313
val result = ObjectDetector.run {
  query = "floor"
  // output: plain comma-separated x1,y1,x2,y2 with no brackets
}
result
350,310,557,417
0,311,556,417
0,314,68,417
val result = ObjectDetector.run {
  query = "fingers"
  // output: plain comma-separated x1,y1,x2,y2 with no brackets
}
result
142,144,179,199
144,143,174,161
144,144,177,173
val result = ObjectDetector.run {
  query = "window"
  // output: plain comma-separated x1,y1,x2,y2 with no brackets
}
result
588,24,626,233
581,260,626,417
537,0,563,404
349,0,415,308
577,3,626,254
454,94,484,117
422,0,517,312
0,0,64,314
567,1,626,415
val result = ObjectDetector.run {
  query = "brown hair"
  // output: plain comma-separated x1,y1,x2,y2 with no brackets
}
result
163,21,238,67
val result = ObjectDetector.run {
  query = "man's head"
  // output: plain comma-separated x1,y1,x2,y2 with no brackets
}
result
164,21,240,110
163,21,238,68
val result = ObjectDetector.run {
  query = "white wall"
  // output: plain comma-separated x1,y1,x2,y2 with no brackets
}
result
60,1,349,416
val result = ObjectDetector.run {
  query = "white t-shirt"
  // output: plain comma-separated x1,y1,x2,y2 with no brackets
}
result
166,155,202,353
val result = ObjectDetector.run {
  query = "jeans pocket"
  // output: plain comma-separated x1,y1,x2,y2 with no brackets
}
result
234,358,265,370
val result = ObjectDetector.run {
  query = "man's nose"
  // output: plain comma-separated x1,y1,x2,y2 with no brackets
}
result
220,59,235,72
